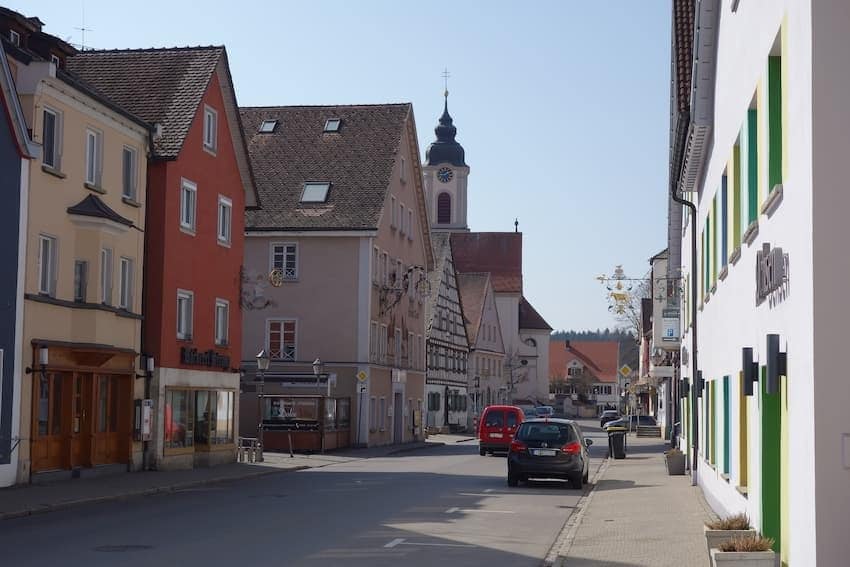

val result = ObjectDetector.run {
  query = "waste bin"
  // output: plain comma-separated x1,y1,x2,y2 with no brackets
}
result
607,427,627,459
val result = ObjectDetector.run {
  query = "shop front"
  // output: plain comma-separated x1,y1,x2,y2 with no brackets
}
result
28,340,136,478
239,394,351,453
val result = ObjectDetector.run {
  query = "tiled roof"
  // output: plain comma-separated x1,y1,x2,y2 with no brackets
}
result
672,0,694,114
456,272,490,344
240,104,412,231
66,46,224,158
450,232,522,293
66,194,134,226
549,340,620,383
519,296,552,330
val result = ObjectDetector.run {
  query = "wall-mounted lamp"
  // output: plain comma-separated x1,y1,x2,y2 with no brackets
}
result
680,378,690,398
742,347,759,397
696,370,705,398
765,334,786,395
145,355,155,374
25,346,49,375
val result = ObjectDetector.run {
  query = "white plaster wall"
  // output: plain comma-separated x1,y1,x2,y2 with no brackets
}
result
678,1,814,563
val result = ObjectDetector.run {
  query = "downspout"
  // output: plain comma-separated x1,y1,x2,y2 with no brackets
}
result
670,115,699,487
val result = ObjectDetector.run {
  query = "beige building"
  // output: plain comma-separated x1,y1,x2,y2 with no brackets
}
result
3,14,150,483
239,104,433,448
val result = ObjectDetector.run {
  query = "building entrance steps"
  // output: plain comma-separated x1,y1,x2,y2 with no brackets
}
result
549,435,717,567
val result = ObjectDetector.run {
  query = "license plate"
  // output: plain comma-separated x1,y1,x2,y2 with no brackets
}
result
490,432,503,438
532,449,557,456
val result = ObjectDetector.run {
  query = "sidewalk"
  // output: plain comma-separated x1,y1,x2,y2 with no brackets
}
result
551,435,715,567
0,438,442,521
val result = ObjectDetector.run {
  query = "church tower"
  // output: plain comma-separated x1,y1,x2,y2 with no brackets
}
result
423,92,470,232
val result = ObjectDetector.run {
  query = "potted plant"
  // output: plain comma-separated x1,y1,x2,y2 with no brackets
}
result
710,535,776,566
704,514,757,553
664,447,686,475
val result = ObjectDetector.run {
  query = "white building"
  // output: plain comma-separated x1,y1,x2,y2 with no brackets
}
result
669,1,850,564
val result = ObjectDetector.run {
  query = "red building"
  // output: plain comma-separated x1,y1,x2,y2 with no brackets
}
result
68,47,256,469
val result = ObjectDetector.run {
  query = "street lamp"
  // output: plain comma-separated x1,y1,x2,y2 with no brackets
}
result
313,357,323,391
143,355,154,470
256,349,270,462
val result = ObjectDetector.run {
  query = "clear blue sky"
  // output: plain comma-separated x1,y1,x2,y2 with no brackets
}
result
13,0,671,333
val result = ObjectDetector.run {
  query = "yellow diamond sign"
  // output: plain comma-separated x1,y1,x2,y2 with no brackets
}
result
619,365,632,377
356,371,368,382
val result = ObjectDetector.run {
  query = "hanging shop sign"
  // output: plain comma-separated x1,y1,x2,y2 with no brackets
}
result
661,309,680,342
756,243,789,306
180,347,231,370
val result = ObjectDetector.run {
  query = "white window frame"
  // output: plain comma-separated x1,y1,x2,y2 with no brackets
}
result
407,331,414,369
323,118,341,133
300,182,330,203
42,107,62,170
180,178,197,233
399,204,406,236
372,246,380,284
370,321,378,362
259,119,277,133
407,209,414,241
379,324,388,364
379,397,386,431
122,146,137,200
50,54,60,67
118,256,133,310
85,128,103,187
176,289,194,340
74,260,87,302
9,30,20,46
100,248,113,305
203,105,218,153
400,157,406,183
217,195,232,246
390,196,397,228
381,252,389,286
37,235,57,296
370,397,377,432
267,318,297,361
394,328,402,366
270,242,298,280
215,298,230,346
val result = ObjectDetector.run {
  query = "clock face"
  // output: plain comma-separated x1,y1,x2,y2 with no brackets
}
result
437,167,453,183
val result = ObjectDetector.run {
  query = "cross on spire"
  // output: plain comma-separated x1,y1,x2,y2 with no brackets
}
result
442,67,451,98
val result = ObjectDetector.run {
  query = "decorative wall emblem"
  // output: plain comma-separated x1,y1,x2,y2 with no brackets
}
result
756,243,789,306
241,267,277,310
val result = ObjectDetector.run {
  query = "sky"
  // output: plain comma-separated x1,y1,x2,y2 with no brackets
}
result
11,0,672,333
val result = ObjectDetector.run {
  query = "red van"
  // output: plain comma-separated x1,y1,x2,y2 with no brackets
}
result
478,405,525,455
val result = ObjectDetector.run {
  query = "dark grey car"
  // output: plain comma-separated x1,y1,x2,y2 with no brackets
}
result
506,418,592,489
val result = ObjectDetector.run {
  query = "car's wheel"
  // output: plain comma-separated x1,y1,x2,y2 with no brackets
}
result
479,447,486,456
583,467,589,483
507,472,519,487
570,473,583,490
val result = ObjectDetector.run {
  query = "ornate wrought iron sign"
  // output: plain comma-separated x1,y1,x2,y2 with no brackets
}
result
756,243,789,306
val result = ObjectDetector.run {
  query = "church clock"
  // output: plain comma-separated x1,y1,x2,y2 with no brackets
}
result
437,167,454,183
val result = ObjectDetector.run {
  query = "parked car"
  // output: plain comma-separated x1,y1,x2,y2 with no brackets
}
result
507,418,592,488
534,405,555,418
599,410,620,428
478,405,525,456
602,415,657,430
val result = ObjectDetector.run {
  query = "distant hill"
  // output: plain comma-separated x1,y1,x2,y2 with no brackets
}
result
550,329,638,373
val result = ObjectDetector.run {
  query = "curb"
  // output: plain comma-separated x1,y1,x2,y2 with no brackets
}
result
387,441,445,455
0,465,309,522
542,457,612,567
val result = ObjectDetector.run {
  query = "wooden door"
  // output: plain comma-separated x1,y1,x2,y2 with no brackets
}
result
91,374,130,465
30,372,67,472
69,373,93,468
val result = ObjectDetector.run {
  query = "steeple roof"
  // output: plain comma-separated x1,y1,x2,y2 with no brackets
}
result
425,93,466,167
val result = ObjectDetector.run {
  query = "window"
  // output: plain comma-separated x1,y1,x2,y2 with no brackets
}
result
259,119,278,133
400,157,406,182
712,195,718,284
721,176,728,268
9,30,20,46
370,321,378,362
119,257,133,310
74,260,87,302
180,179,197,232
394,328,402,366
399,204,406,235
407,332,414,369
722,375,730,476
732,141,742,249
391,196,397,228
324,118,341,132
379,324,388,364
268,319,296,360
50,54,60,67
379,397,386,430
370,397,377,431
746,108,758,225
437,192,451,224
177,290,194,340
407,209,413,241
122,146,137,200
301,182,330,203
395,259,402,287
417,335,423,370
100,248,113,305
203,106,217,153
767,55,782,192
85,129,103,187
381,252,389,286
215,299,229,345
217,196,232,245
165,389,194,449
37,235,57,296
271,243,297,280
372,246,380,284
738,371,749,488
42,108,60,170
194,390,235,445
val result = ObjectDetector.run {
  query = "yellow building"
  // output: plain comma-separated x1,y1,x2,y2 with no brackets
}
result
3,12,151,483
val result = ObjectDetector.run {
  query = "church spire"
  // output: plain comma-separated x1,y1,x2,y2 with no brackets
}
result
426,72,466,167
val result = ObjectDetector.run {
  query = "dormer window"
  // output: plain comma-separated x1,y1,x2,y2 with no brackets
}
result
50,54,60,68
9,30,20,46
300,182,331,203
323,118,341,133
259,119,278,133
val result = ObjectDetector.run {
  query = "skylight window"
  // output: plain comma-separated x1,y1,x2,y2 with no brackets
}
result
324,118,341,133
301,182,331,203
259,119,278,133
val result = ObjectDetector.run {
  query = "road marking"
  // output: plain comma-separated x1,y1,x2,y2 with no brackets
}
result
445,507,459,514
445,507,514,514
384,538,405,548
384,538,476,549
484,488,494,493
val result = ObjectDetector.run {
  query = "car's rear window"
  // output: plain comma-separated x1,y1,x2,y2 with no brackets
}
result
516,423,576,444
484,411,504,427
507,412,519,427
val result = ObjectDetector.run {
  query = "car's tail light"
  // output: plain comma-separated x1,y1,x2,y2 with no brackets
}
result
510,440,527,453
561,441,581,455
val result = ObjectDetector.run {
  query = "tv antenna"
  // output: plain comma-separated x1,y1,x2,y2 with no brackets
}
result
74,1,93,51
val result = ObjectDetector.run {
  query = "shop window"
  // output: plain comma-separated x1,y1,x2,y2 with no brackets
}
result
379,397,386,431
165,389,194,449
337,399,351,429
36,372,63,437
369,397,377,431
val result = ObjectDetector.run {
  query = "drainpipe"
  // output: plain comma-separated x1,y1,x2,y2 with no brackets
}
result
670,156,699,487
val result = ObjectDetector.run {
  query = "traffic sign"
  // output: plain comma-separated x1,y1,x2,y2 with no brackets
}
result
356,371,368,382
619,364,632,377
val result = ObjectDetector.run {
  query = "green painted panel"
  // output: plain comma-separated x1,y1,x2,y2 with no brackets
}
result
767,56,783,190
723,376,730,475
747,109,758,223
733,144,742,247
761,366,781,553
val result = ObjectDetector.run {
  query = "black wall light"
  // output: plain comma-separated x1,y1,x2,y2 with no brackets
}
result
765,334,786,395
680,378,690,398
696,371,705,398
742,347,759,397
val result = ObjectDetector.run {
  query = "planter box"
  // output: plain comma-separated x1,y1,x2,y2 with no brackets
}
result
665,452,686,475
710,548,776,567
704,527,758,554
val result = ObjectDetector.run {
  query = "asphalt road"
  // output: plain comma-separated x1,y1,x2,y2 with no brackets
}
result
0,419,609,567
